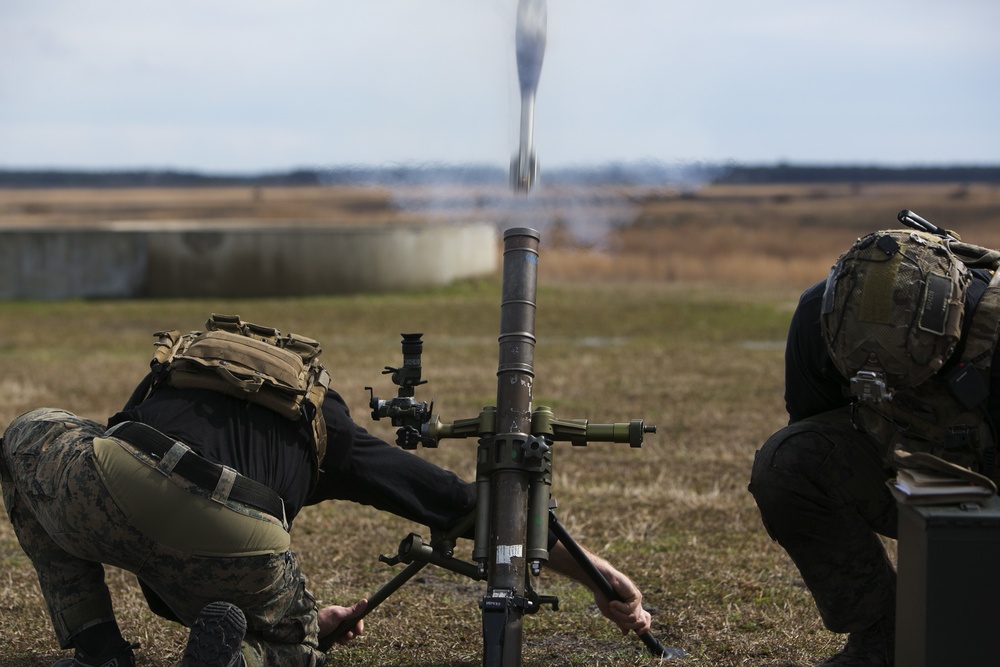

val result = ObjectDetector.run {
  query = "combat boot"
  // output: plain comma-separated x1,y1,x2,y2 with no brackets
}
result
180,601,247,667
50,642,137,667
816,608,895,666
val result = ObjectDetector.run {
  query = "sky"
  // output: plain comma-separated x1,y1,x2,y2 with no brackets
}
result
1,0,999,174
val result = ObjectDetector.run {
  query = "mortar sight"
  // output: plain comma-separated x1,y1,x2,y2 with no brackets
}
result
365,333,433,448
392,332,426,396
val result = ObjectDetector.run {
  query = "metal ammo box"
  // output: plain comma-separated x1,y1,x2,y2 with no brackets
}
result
896,494,1000,667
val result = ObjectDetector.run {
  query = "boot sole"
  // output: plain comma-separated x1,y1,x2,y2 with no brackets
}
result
180,601,247,667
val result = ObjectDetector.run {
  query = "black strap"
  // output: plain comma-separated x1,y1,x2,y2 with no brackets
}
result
106,421,286,525
0,437,9,480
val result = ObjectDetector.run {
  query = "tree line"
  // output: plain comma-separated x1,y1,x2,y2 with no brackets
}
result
1,163,998,188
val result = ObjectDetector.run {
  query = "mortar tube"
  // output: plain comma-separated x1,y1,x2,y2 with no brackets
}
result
484,227,540,666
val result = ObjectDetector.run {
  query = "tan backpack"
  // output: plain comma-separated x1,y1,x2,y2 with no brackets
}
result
149,314,330,482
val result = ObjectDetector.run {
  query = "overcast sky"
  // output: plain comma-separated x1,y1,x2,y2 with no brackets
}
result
2,0,998,174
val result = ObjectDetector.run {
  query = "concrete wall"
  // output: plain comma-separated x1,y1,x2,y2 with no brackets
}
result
0,221,498,299
0,229,149,299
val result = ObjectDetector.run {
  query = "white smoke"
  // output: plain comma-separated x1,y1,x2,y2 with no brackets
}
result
383,160,726,249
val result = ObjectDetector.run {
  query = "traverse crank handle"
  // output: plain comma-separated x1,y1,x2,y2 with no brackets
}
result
548,510,686,660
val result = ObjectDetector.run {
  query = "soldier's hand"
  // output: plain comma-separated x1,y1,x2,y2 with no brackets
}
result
318,599,367,645
594,572,652,635
547,540,653,636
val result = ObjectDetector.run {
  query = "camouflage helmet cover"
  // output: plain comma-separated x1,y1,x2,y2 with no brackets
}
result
821,230,970,393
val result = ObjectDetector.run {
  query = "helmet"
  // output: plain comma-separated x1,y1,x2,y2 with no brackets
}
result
821,230,970,401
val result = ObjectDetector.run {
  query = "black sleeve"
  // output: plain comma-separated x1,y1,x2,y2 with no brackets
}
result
313,388,358,475
306,389,476,533
967,271,1000,429
784,280,850,423
989,338,1000,429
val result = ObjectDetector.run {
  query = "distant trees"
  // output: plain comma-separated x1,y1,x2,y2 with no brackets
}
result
1,163,997,189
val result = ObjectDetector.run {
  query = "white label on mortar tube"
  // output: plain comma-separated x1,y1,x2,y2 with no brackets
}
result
497,545,523,564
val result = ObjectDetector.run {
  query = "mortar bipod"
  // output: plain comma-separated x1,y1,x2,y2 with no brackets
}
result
321,504,685,660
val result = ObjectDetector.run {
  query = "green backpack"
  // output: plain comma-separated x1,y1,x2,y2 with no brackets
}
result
821,229,1000,478
822,230,971,397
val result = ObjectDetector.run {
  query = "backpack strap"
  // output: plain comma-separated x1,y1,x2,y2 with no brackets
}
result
947,240,1000,271
960,270,1000,374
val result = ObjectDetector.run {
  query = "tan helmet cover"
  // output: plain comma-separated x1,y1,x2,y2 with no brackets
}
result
821,230,970,393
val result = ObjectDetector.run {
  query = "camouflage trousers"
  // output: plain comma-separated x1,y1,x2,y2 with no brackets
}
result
748,408,897,633
0,408,326,667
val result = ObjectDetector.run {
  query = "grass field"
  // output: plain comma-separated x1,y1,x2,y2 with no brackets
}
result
1,182,998,665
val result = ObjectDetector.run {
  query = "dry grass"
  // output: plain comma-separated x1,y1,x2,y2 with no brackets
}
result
0,185,402,227
0,181,996,665
1,283,801,666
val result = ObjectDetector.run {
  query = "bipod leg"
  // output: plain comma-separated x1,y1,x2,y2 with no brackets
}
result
318,559,427,652
319,512,477,652
548,510,686,660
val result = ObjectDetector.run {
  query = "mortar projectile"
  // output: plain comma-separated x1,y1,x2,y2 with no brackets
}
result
510,0,546,194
